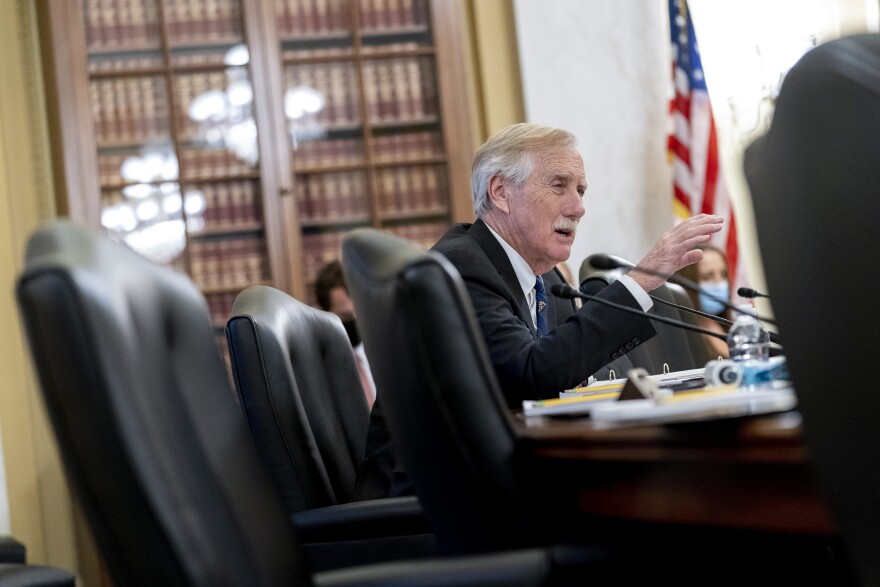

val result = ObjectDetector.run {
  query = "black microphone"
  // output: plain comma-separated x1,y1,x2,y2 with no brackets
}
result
649,294,734,327
738,287,770,299
648,293,783,346
589,253,777,326
550,283,729,343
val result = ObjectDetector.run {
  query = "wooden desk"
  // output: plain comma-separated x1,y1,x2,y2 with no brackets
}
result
512,410,838,537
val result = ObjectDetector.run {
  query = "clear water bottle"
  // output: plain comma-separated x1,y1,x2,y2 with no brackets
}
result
727,314,770,362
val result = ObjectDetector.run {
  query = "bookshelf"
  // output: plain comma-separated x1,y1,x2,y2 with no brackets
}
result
40,0,475,320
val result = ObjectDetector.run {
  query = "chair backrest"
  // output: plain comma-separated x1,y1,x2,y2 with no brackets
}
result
744,33,880,585
665,282,716,364
226,285,371,513
16,221,308,587
578,255,710,375
341,229,533,555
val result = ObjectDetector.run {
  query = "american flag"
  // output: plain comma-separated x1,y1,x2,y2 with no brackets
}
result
667,0,747,300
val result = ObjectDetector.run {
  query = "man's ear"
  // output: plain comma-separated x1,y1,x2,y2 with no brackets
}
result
487,175,511,214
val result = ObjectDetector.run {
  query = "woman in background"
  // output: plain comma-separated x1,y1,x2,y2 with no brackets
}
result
677,243,733,358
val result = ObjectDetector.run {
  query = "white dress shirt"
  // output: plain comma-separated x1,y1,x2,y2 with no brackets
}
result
484,223,653,329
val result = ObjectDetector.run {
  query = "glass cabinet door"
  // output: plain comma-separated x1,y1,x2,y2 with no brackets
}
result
273,0,454,305
79,0,281,338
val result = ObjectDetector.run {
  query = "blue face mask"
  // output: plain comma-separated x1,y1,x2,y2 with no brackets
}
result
699,281,729,315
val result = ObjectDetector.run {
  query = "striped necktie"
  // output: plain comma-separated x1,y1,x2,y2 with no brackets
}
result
535,276,548,337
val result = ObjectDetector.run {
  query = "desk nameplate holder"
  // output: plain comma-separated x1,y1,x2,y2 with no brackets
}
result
617,368,668,401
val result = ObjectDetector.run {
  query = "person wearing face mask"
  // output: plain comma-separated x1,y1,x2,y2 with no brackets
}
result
314,260,376,407
676,243,734,358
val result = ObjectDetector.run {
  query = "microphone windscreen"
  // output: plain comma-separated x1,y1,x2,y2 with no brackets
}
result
549,283,571,297
588,254,622,270
738,287,757,298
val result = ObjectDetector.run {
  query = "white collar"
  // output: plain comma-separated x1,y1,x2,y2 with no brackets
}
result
484,221,537,298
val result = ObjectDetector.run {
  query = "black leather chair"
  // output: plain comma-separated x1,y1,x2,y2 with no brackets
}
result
0,536,77,586
744,33,880,586
578,254,713,379
15,219,572,586
226,285,435,568
0,564,74,586
342,229,644,582
0,536,74,587
342,229,578,552
0,538,24,565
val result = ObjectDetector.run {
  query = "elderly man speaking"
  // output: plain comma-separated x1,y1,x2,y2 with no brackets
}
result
432,123,721,407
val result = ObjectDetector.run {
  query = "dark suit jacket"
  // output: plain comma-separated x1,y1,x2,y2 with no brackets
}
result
432,219,656,407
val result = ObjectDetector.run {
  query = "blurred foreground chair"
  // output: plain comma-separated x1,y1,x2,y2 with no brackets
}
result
15,219,575,586
0,536,74,587
578,254,714,380
745,32,880,585
226,285,435,569
0,537,24,564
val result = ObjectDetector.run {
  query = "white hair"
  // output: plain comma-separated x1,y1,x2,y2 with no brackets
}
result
471,123,578,217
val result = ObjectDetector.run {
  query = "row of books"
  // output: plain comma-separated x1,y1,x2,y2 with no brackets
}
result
90,77,170,147
84,0,244,51
276,0,429,38
374,165,447,216
284,61,360,128
178,147,258,178
296,171,370,223
188,235,270,290
97,146,255,187
89,60,436,148
294,137,365,168
358,0,429,32
362,57,437,124
294,164,447,224
173,69,236,130
282,57,438,129
85,0,429,55
206,290,239,327
163,0,245,42
197,180,264,230
372,129,443,162
98,152,139,186
84,0,160,50
290,130,440,169
302,220,447,281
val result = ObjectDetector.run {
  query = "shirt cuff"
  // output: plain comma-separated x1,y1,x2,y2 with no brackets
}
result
619,274,653,312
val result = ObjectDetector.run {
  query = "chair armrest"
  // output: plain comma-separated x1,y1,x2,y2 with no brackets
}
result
312,548,552,587
0,537,25,564
0,564,75,586
293,496,431,542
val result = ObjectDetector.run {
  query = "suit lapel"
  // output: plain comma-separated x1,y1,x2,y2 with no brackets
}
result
542,267,577,329
470,219,536,335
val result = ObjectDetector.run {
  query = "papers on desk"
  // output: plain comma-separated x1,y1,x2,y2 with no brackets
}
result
522,378,797,424
560,367,706,398
522,389,621,417
589,381,797,425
